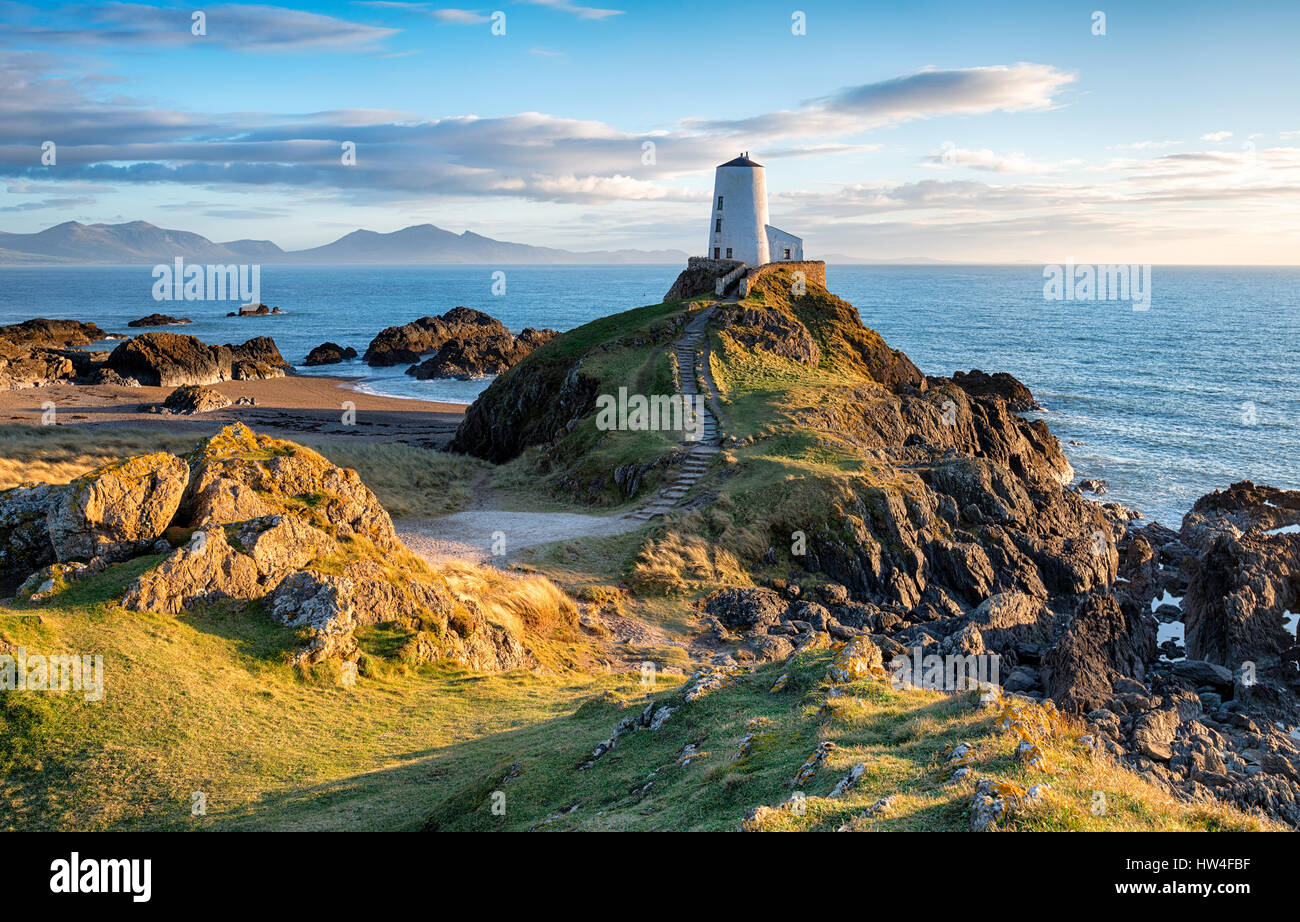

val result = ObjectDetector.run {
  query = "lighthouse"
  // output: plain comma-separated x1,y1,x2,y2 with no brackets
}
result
706,153,803,266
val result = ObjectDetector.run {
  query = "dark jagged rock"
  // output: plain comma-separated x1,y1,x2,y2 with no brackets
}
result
303,342,358,366
1179,482,1299,668
128,313,191,327
108,332,288,386
1043,591,1156,713
364,306,505,367
948,369,1041,412
0,318,107,348
407,326,557,380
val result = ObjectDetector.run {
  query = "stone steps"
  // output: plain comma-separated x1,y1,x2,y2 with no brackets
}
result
627,304,724,521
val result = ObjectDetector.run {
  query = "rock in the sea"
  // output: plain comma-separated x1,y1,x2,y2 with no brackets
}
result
303,342,358,366
226,303,283,317
1077,478,1109,495
0,318,107,348
949,369,1041,412
128,314,191,327
406,327,557,380
46,452,189,562
364,307,538,367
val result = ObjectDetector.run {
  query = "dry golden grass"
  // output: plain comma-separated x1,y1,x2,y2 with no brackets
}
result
438,560,578,635
0,425,483,518
628,527,749,596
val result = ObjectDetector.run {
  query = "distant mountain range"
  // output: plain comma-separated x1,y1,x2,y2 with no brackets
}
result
0,221,689,266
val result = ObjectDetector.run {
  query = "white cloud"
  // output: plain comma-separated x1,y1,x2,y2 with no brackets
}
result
1201,130,1233,142
919,145,1083,174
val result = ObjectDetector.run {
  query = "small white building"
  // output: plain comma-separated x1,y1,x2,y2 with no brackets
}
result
706,153,803,265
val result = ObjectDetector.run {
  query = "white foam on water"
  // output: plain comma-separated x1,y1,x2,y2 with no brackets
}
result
1265,523,1300,535
1283,610,1297,638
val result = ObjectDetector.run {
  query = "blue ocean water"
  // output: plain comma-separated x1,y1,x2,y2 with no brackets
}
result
1,264,1296,525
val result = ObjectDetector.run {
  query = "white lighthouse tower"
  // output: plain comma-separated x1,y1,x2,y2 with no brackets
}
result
706,153,802,266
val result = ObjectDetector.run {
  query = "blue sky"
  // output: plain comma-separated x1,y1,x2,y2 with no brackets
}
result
1,0,1298,261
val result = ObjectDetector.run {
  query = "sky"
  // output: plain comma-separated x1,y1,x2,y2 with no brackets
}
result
1,0,1298,262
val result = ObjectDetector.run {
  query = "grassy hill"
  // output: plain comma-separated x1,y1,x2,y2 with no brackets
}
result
0,275,1279,832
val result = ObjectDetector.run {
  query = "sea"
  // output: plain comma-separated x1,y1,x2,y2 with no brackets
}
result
1,264,1296,526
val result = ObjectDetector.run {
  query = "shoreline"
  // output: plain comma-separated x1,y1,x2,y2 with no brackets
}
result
0,373,467,447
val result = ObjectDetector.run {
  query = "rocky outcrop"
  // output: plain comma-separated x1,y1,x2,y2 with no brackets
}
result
303,342,358,366
0,318,107,348
227,303,283,317
182,423,395,542
1180,481,1299,668
107,332,289,387
407,326,557,380
0,483,62,594
128,314,191,327
364,307,505,367
47,453,188,563
949,369,1041,412
1043,592,1156,713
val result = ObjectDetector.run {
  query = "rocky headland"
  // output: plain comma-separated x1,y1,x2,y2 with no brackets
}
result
450,266,1300,827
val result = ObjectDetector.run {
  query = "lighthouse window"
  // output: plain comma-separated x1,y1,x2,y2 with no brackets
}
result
717,196,724,210
714,218,722,232
726,248,733,258
784,248,791,259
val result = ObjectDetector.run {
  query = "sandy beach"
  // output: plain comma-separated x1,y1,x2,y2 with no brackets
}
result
0,374,467,447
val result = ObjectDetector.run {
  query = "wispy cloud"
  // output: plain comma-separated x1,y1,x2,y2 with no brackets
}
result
429,8,490,24
1201,130,1233,142
919,145,1083,174
2,3,399,52
519,0,624,20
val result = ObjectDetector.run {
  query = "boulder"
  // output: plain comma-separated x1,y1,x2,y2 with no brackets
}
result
128,314,191,327
0,483,62,594
406,327,558,380
968,591,1051,651
303,342,358,366
46,452,189,562
108,332,288,387
155,384,232,415
182,423,395,542
121,527,262,615
703,587,789,631
108,332,227,387
364,307,509,367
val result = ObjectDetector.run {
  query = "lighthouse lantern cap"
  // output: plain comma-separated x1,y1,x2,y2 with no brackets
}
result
719,152,763,168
